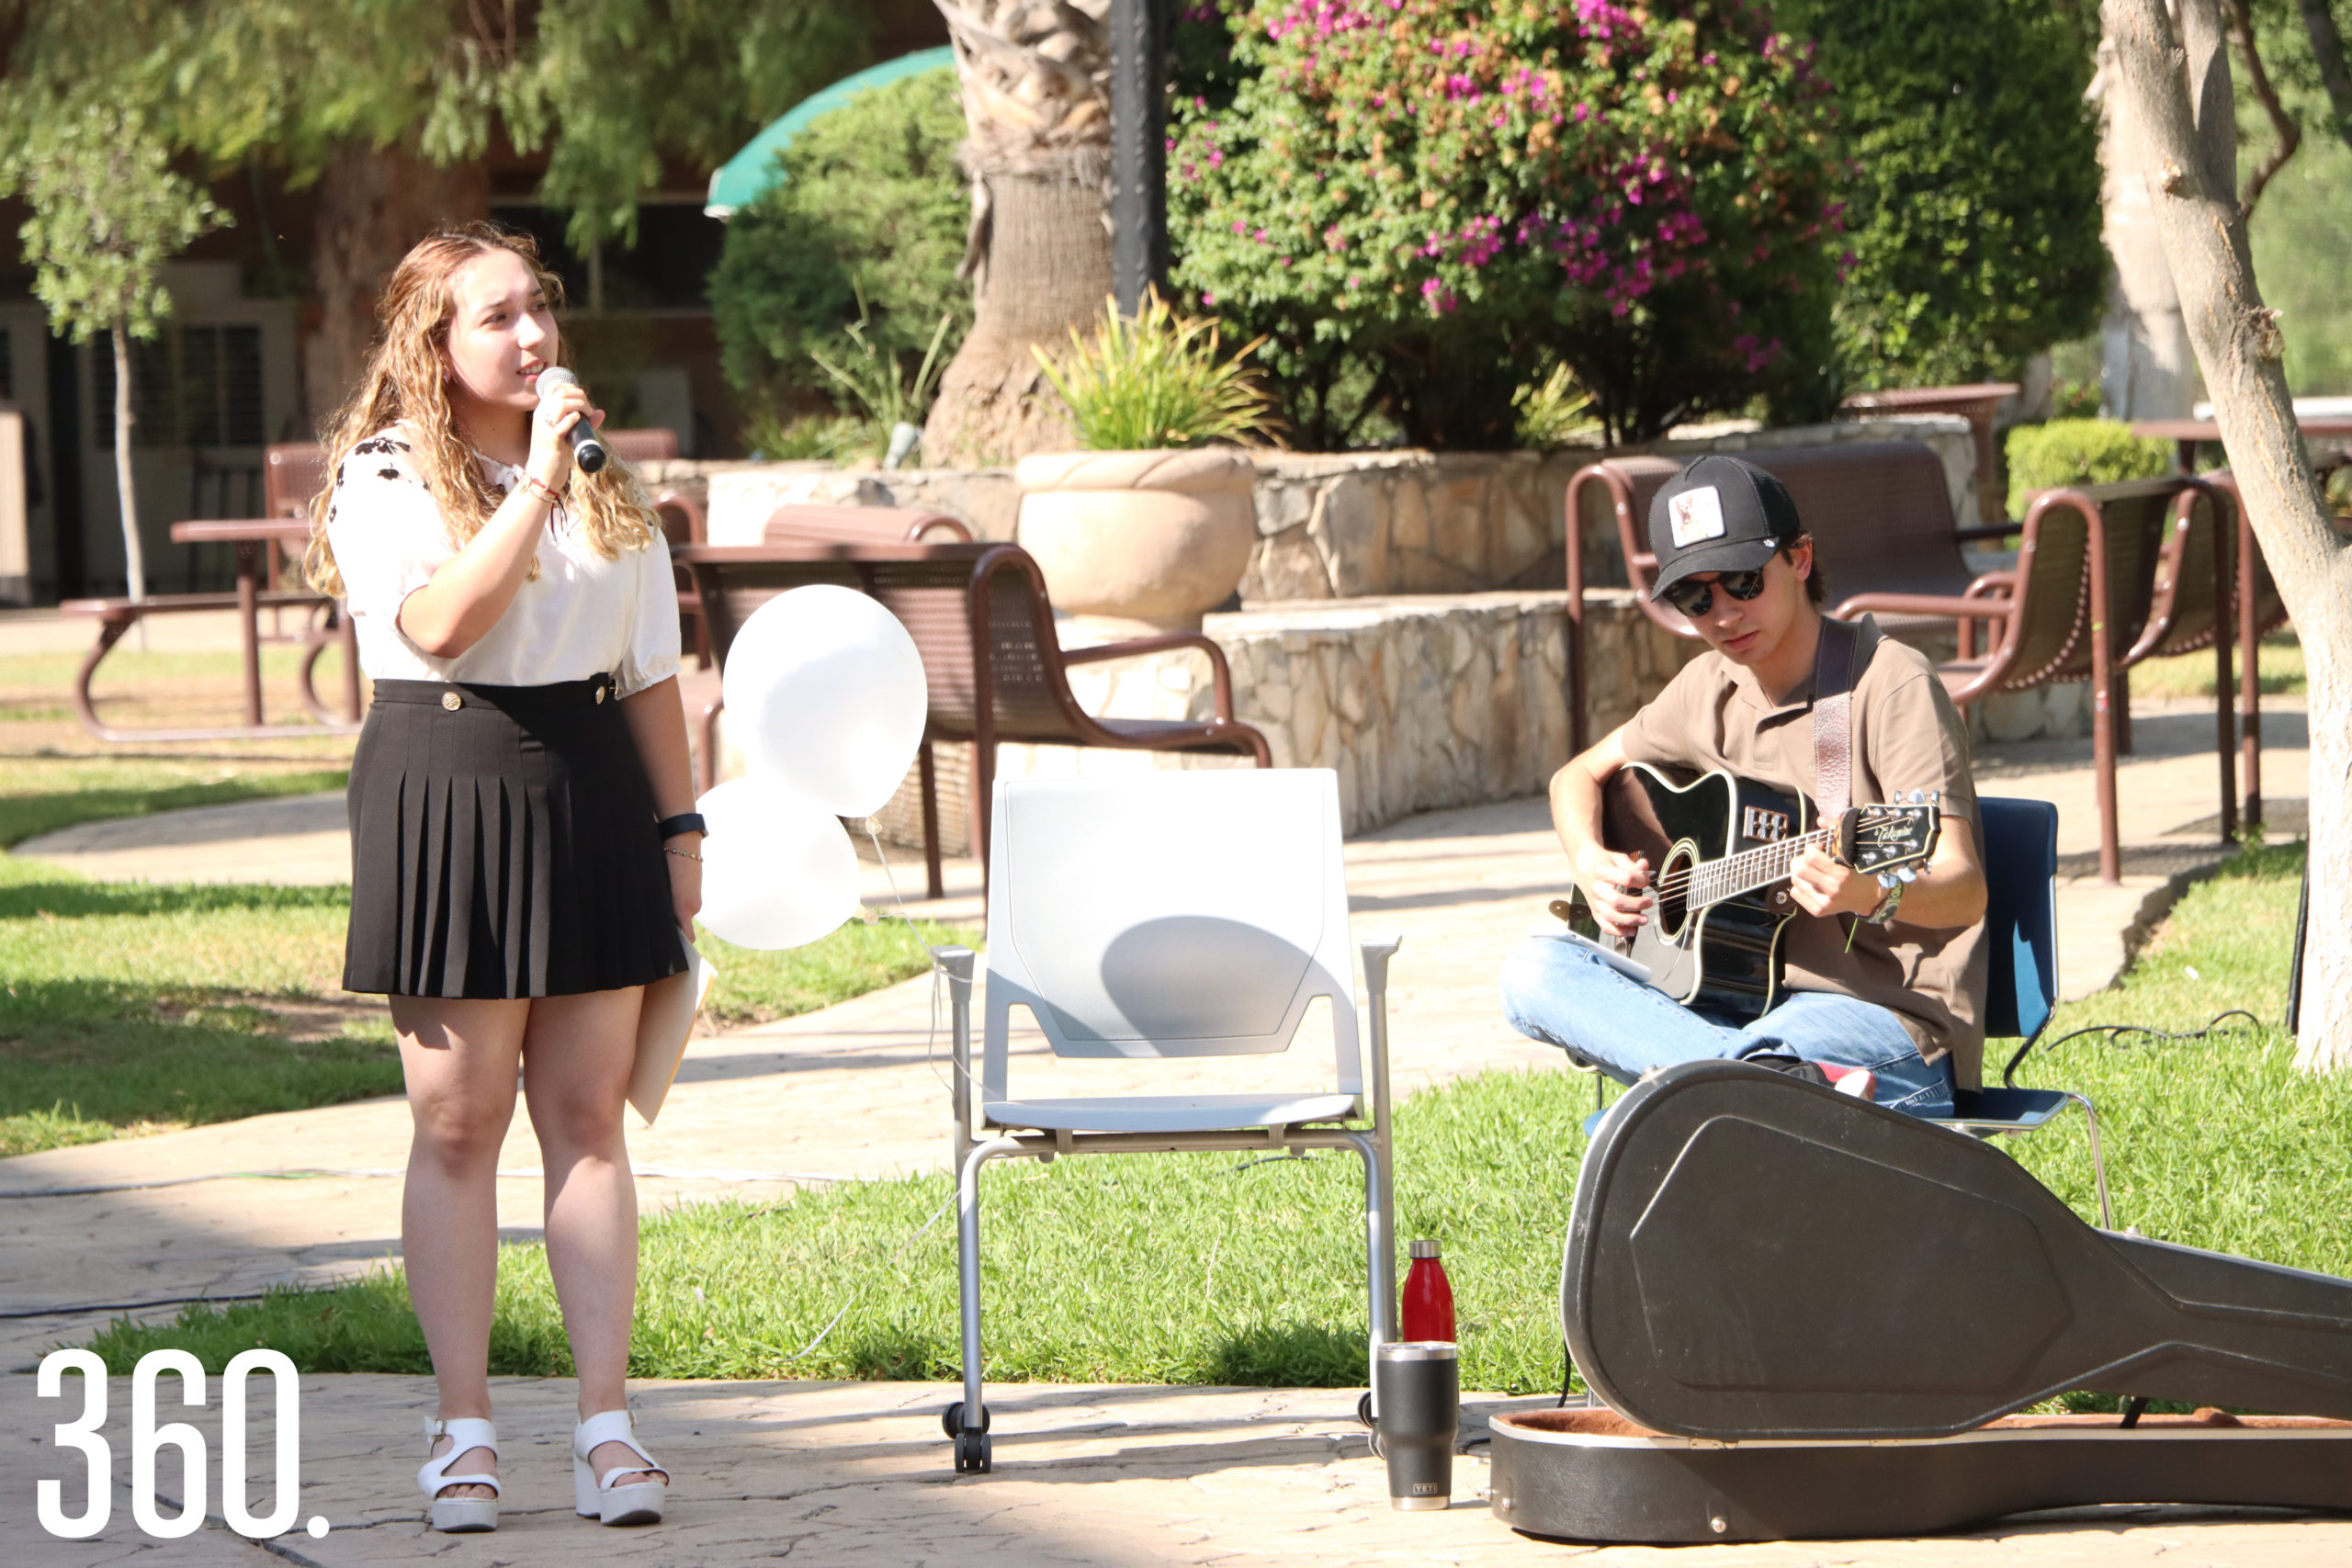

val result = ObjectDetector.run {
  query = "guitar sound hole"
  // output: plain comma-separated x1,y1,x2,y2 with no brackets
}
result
1656,846,1693,941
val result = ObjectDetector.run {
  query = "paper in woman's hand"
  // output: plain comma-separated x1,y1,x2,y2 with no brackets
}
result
629,933,716,1126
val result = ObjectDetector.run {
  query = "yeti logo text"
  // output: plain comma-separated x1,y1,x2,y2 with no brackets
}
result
1668,487,1727,547
1741,806,1792,842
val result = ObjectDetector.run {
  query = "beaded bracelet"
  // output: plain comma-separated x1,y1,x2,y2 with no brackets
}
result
664,845,703,863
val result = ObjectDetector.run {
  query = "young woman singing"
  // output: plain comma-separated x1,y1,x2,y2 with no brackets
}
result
307,224,698,1532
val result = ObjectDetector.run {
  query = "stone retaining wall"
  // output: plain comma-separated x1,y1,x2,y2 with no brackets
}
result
831,590,1695,854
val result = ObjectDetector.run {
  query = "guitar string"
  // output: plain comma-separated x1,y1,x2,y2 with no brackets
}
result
1648,828,1835,905
1630,814,1928,908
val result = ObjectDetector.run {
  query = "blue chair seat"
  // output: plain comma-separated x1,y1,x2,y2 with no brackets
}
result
1944,1087,2075,1133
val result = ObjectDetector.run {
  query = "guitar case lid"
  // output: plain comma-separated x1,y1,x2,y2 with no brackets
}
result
1562,1060,2352,1441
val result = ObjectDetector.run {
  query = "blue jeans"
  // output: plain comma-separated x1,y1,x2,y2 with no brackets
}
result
1498,934,1957,1118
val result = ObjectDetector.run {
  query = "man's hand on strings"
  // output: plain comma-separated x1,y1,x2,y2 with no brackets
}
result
1574,847,1654,939
1788,845,1883,919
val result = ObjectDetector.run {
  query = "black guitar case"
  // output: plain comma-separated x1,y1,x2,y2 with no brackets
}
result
1488,1060,2352,1542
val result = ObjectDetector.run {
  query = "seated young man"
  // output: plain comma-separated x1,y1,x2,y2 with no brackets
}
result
1501,455,1989,1116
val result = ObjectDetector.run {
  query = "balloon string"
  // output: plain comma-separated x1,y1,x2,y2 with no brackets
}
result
863,820,976,1098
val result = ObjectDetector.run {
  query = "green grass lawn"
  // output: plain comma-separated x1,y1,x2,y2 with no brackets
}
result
0,854,379,1156
2128,631,2304,703
0,756,350,849
81,840,2346,1400
0,846,969,1158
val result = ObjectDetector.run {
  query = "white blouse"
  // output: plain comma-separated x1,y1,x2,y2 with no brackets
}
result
324,428,681,695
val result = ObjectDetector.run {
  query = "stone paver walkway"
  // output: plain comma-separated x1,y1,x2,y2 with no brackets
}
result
2,692,2321,1565
12,1376,2346,1567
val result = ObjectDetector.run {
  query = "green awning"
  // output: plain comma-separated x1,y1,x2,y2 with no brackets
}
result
705,48,957,218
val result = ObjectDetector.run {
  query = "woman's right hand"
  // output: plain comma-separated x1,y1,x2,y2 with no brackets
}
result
526,377,601,490
1574,845,1654,939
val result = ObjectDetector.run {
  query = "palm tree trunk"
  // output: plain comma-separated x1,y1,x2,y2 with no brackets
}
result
111,325,146,606
923,0,1115,466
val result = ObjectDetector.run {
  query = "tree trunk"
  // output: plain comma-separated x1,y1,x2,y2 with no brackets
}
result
2300,0,2352,151
110,325,146,605
2092,32,2202,418
922,151,1114,466
2104,0,2352,1072
302,142,490,431
925,0,1115,467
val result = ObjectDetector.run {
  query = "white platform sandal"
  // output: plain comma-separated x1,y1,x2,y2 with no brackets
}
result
417,1416,500,1533
572,1409,667,1526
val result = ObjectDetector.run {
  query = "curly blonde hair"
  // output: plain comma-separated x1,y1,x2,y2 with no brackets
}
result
305,223,656,598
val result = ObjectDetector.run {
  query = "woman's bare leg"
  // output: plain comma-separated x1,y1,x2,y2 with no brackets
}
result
394,996,529,1498
521,987,663,1485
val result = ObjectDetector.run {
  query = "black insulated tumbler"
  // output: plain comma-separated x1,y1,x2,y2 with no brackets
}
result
1373,1340,1459,1510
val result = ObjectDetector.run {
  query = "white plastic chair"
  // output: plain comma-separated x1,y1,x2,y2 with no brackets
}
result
932,769,1400,1473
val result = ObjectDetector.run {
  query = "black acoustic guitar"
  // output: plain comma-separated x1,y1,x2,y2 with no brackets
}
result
1552,762,1940,1022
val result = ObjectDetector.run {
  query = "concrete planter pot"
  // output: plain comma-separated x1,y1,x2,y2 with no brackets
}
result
1013,446,1258,633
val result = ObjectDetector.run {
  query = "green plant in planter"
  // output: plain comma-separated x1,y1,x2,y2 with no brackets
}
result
1512,362,1600,450
1032,292,1274,451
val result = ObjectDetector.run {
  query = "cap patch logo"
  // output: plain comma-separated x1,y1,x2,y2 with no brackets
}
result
1668,486,1727,547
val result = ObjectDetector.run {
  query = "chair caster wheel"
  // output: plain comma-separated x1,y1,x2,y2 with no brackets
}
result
942,1400,990,1438
955,1428,991,1473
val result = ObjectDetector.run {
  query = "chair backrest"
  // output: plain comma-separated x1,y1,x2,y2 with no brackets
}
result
265,443,329,520
763,504,971,545
605,427,680,464
684,540,1104,748
981,771,1362,1100
2196,471,2293,640
1992,479,2175,694
1572,443,1975,635
1975,797,2058,1048
2129,482,2229,665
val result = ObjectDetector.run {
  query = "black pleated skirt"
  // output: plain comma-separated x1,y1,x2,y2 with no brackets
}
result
344,674,689,998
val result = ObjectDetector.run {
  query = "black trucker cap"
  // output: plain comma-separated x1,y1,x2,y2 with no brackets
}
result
1646,455,1804,599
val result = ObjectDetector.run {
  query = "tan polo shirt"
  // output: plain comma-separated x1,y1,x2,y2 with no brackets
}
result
1617,616,1990,1088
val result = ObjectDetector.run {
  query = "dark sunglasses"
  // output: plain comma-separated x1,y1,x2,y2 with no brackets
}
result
1659,568,1769,619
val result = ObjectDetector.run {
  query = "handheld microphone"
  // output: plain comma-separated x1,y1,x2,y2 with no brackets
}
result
535,367,608,474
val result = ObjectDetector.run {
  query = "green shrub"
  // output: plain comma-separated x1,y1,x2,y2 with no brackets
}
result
1775,0,2105,389
2004,419,2175,517
1166,0,1841,448
1033,292,1273,450
709,68,971,415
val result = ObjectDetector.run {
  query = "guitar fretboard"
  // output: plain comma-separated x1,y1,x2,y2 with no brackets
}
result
1683,826,1838,910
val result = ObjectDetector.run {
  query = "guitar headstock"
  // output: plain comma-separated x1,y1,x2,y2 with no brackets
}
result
1835,790,1941,875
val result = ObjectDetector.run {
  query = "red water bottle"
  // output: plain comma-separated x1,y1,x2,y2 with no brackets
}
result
1401,1238,1455,1342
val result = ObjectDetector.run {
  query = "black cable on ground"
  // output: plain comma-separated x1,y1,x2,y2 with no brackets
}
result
2004,1009,2267,1087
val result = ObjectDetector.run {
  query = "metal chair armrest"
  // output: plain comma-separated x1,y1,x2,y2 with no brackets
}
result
1830,591,2015,621
1063,632,1239,720
651,489,706,546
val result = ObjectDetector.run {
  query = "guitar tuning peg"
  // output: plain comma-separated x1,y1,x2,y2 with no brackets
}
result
1896,866,1918,883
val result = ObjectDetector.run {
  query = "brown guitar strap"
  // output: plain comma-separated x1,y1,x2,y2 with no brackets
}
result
1812,615,1864,823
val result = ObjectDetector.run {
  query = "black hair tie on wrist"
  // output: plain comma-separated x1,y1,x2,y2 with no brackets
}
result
657,812,707,841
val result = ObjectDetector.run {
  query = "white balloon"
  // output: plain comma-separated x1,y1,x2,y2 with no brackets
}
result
721,584,928,818
695,776,863,951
